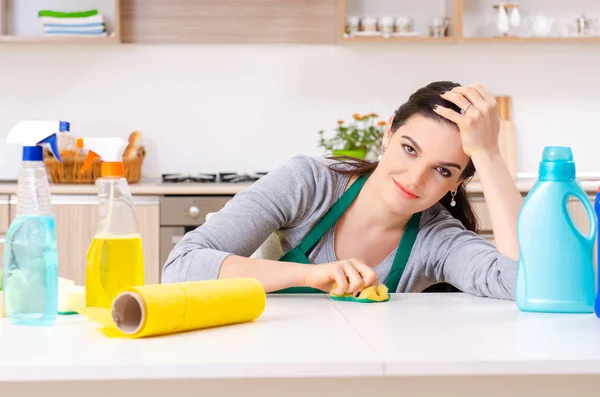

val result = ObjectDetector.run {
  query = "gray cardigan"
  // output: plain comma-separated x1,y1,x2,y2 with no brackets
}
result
162,155,517,300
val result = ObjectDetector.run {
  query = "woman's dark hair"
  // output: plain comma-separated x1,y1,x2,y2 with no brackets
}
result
328,81,479,233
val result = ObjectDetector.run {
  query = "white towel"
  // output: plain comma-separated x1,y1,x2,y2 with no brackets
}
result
39,14,104,25
44,25,105,33
44,31,108,37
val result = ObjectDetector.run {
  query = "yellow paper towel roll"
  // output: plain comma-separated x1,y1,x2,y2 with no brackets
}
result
79,278,266,338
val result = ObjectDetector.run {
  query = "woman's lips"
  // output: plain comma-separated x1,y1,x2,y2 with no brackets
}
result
393,179,420,199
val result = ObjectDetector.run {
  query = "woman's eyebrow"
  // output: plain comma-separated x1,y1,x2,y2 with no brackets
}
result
401,135,462,170
439,161,462,170
401,135,422,152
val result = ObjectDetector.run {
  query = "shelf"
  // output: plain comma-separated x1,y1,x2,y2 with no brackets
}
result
0,0,120,43
341,0,600,45
463,36,600,43
0,34,119,43
342,36,458,43
341,36,600,44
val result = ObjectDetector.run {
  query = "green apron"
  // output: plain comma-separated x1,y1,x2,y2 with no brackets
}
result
274,173,421,294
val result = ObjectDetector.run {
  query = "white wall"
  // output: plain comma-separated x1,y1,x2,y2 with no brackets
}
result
0,42,599,179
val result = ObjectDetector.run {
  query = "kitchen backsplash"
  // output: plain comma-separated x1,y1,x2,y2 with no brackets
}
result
0,43,599,178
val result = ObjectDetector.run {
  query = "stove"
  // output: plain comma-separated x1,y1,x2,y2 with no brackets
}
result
161,173,217,183
161,172,268,184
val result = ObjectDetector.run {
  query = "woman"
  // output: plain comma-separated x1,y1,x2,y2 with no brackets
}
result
162,81,523,300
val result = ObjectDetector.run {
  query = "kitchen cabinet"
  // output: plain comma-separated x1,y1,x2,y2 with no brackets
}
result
3,0,599,45
120,0,339,44
9,195,160,286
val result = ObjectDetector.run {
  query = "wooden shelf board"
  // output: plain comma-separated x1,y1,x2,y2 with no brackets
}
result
342,36,458,43
341,36,600,44
463,36,600,43
0,35,120,44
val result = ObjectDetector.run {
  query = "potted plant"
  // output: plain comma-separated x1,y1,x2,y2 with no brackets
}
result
317,113,387,159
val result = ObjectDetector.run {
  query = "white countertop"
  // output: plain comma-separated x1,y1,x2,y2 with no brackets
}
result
0,294,381,382
2,293,600,383
333,293,600,376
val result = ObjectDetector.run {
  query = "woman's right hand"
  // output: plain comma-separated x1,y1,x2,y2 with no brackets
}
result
303,259,378,295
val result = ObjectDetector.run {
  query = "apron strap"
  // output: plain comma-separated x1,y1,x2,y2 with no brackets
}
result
296,174,369,255
384,211,422,292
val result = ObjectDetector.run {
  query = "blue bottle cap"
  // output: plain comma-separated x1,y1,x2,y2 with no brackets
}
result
22,146,44,161
539,146,575,181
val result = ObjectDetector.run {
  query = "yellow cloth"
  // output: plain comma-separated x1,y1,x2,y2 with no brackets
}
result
329,283,389,302
77,278,266,338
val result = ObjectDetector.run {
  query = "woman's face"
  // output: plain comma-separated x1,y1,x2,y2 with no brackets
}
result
374,113,470,215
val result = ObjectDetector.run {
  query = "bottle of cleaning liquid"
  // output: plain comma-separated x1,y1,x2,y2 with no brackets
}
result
77,137,144,308
2,120,69,325
516,146,597,313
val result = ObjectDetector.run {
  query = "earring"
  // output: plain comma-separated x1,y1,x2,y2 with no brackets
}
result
450,191,457,207
378,147,386,161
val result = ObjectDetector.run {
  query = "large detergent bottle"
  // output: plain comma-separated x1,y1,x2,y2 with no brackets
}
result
516,146,597,313
78,137,144,308
3,120,69,325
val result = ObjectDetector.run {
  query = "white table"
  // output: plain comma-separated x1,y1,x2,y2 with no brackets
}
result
2,293,600,397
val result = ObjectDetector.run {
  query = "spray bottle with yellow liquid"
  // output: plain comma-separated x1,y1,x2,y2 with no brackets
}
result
77,137,144,308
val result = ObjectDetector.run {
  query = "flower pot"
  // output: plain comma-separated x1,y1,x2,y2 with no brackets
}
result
332,149,367,159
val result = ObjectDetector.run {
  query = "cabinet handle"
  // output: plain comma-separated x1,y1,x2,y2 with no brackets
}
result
188,205,201,218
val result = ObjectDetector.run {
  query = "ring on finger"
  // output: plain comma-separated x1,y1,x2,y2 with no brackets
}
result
460,102,472,115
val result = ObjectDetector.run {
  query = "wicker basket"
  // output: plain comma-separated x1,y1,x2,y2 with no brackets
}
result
44,147,145,184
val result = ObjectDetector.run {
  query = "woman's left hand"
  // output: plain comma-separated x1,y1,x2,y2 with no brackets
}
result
433,84,500,157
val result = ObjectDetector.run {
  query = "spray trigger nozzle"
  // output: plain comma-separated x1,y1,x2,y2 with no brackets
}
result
6,120,70,162
76,137,127,177
39,134,61,162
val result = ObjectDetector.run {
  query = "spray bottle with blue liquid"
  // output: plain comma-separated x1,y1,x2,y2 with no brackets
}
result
2,120,68,325
516,146,597,313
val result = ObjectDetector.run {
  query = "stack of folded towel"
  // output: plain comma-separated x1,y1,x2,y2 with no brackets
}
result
39,9,107,37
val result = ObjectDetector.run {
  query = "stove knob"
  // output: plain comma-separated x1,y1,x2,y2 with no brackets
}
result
189,205,201,218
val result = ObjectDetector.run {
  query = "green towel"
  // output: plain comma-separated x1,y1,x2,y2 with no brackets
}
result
329,294,390,303
38,9,98,18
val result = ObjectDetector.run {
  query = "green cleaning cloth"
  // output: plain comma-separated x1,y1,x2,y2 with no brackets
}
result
38,10,99,18
329,283,390,303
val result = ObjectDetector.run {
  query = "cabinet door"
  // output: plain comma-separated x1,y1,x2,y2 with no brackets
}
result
121,0,339,44
136,200,160,284
470,196,492,234
52,199,97,285
10,195,160,286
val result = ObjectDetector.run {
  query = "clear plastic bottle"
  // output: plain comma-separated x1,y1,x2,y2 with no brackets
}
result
78,138,144,308
2,121,68,326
